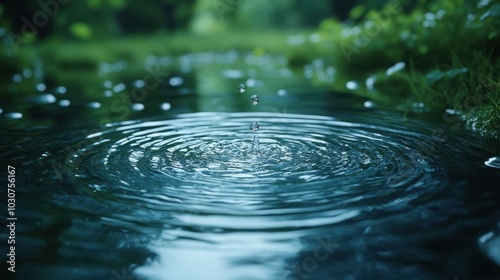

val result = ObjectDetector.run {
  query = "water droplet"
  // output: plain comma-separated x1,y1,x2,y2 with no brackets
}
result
277,89,287,96
485,157,500,169
366,76,376,90
445,109,461,115
42,94,56,103
59,99,70,107
169,77,183,87
23,69,32,78
386,62,406,76
238,84,246,93
88,102,101,109
12,74,22,83
250,95,259,105
346,81,359,90
246,79,257,87
364,101,376,108
251,135,260,154
161,102,171,111
113,83,126,93
28,94,56,104
222,69,244,79
133,79,145,88
4,112,23,119
132,103,145,111
36,83,46,92
55,86,67,94
250,122,259,131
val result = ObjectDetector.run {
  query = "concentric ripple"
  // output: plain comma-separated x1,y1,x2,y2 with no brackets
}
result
66,112,447,231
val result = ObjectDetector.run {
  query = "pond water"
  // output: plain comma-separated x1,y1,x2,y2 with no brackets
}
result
1,52,500,280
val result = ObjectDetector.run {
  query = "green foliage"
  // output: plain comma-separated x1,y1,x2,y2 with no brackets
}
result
314,0,500,137
69,22,93,40
191,0,332,34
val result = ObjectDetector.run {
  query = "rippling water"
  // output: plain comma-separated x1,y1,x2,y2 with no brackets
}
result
1,53,500,280
2,110,497,280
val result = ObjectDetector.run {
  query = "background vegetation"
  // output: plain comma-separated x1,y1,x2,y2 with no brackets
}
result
1,0,499,137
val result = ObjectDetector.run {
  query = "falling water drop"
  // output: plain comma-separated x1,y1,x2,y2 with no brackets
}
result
251,135,260,155
239,84,246,93
250,122,259,131
250,95,259,105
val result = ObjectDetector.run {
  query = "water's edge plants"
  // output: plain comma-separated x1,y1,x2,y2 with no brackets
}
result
313,0,500,138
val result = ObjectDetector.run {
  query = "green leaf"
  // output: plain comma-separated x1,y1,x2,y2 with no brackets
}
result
445,67,468,78
87,0,100,8
69,23,92,40
349,5,366,20
426,69,444,84
108,0,125,9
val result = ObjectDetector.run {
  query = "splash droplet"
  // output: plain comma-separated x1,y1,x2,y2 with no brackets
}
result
36,83,46,92
12,74,22,83
161,102,171,111
251,135,260,154
238,84,246,93
169,77,183,87
485,157,500,169
132,103,145,111
250,95,259,105
250,122,259,131
59,99,70,107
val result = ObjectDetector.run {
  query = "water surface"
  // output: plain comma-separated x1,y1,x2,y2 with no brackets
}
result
1,52,499,280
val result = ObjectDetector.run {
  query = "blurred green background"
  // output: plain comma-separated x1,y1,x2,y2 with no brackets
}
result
1,0,499,137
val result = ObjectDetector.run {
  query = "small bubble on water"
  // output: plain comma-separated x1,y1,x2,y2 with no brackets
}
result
55,86,67,94
250,122,259,131
88,102,101,109
346,81,358,90
246,79,257,87
40,93,57,104
277,89,287,96
4,112,23,119
23,69,32,78
161,102,172,111
12,74,22,83
238,83,246,93
113,83,126,93
133,79,145,88
59,99,70,107
132,103,145,111
36,83,46,92
364,101,375,108
169,77,183,87
250,95,259,105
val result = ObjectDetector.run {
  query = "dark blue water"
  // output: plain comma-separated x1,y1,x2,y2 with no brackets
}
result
1,52,500,280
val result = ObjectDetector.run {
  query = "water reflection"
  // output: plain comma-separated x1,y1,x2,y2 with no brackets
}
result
25,111,494,280
1,52,500,280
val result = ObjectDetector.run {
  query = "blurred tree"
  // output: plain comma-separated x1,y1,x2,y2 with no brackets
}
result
331,0,358,21
2,1,55,40
116,0,196,34
3,0,197,41
191,0,333,33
